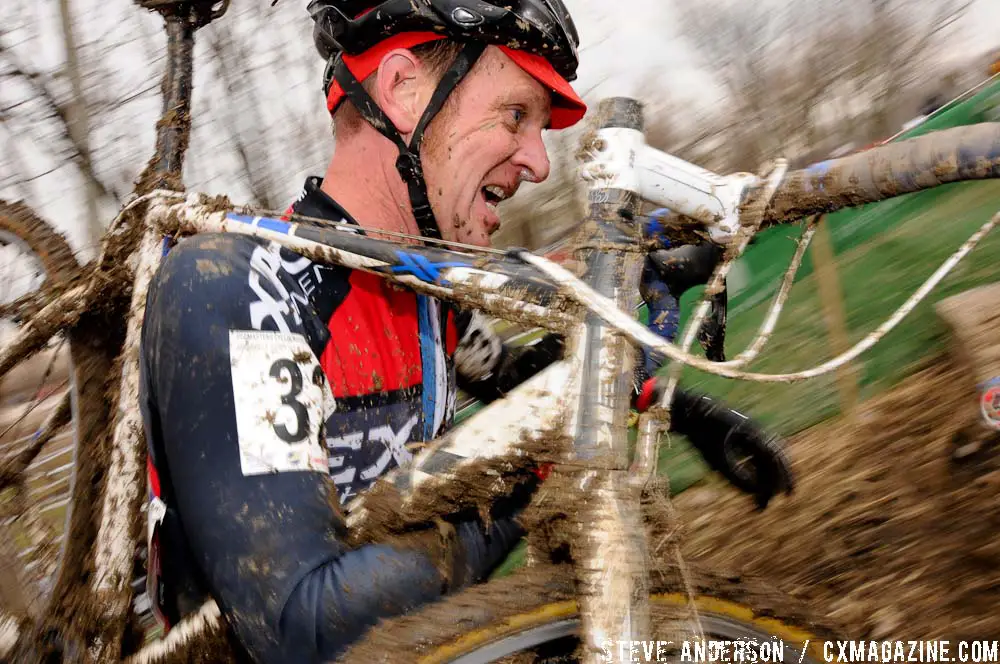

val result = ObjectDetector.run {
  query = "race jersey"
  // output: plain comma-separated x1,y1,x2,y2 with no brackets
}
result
138,177,559,662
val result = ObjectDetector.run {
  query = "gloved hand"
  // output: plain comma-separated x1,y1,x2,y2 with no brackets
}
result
639,259,681,376
636,213,792,509
641,213,727,362
441,472,540,591
634,379,794,509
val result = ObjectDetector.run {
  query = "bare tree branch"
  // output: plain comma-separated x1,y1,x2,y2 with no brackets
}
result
0,31,119,209
204,20,278,209
0,112,36,202
673,0,975,164
58,0,103,246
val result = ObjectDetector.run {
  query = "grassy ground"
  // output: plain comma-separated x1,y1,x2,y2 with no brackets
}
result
675,179,1000,435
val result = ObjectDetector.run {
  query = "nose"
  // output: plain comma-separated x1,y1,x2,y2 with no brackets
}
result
513,128,551,183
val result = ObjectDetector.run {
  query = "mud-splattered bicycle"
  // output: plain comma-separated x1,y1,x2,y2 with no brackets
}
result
1,2,998,662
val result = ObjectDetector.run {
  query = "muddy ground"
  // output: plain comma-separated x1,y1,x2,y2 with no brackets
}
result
672,354,1000,640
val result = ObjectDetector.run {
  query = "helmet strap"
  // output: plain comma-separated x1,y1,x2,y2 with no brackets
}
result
332,42,487,240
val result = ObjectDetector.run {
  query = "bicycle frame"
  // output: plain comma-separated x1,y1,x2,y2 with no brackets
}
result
16,92,990,661
0,99,994,664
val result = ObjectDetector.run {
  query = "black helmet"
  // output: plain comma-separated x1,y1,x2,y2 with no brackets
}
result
308,0,580,84
306,0,585,240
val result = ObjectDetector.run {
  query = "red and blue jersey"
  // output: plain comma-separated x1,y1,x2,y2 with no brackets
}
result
138,177,557,662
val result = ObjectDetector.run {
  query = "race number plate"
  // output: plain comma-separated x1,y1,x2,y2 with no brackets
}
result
229,330,333,476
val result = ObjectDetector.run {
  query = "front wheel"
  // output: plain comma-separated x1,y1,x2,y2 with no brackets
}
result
337,566,841,663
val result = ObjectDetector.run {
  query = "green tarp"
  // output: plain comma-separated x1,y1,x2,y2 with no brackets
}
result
689,76,1000,325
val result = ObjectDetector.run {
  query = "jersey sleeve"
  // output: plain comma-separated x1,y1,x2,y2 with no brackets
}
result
141,234,522,663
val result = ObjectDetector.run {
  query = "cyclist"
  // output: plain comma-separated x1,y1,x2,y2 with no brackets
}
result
138,2,792,661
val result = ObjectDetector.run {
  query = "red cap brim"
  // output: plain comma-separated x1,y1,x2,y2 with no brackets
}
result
326,38,587,130
497,46,586,129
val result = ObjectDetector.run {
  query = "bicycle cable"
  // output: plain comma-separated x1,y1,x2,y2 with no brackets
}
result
517,210,1000,383
248,207,510,256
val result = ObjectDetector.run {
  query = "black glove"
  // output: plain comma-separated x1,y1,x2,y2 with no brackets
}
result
646,243,728,362
443,472,540,590
636,381,794,509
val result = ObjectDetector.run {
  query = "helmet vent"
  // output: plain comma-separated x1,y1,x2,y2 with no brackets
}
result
451,7,484,26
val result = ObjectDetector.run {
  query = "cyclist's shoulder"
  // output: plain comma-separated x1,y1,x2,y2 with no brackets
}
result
156,232,260,277
149,177,358,315
155,172,347,280
148,234,273,312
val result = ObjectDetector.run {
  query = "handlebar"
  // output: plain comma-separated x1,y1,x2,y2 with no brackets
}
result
764,122,1000,226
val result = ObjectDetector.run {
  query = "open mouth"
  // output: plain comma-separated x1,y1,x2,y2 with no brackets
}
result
481,185,508,213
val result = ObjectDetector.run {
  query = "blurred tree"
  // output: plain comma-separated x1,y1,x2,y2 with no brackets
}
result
0,16,121,255
0,0,330,255
847,0,974,138
0,0,979,257
674,0,974,167
204,19,279,210
57,0,102,247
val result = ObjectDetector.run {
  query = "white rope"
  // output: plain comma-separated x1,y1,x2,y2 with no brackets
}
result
720,217,819,368
518,210,998,384
662,160,789,401
144,192,998,386
252,208,508,256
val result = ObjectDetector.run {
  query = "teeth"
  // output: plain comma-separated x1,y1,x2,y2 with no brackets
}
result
485,185,506,201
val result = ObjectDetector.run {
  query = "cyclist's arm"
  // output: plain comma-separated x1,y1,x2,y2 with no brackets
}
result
452,309,564,403
141,234,523,663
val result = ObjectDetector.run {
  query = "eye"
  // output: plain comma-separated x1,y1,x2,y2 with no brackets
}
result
506,107,526,130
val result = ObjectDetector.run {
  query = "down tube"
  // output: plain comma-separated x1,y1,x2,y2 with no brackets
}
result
570,97,652,660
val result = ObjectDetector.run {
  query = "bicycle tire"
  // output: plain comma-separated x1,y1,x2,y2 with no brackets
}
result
338,566,842,663
0,201,82,614
0,201,80,287
0,201,78,405
0,201,123,662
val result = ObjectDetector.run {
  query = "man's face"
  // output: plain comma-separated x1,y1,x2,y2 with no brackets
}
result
419,46,553,247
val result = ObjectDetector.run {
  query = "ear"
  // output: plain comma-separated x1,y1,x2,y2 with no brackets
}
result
374,48,431,139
